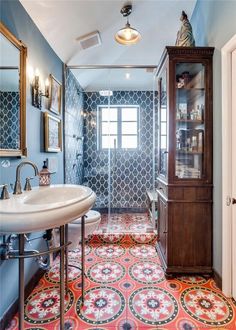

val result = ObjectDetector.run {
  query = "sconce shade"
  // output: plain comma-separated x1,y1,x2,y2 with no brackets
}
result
115,22,141,45
115,4,141,45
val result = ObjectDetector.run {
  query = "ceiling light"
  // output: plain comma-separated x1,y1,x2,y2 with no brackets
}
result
125,72,130,79
99,90,113,96
115,5,141,45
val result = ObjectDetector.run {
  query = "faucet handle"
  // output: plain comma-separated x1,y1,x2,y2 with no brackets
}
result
0,184,10,200
24,177,34,191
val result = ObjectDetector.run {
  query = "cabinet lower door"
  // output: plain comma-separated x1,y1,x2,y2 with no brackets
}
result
158,196,168,263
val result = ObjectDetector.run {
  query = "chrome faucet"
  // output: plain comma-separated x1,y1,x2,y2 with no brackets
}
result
13,161,39,195
0,184,10,199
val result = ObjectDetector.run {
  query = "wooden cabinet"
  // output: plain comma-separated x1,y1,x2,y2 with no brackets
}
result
156,47,214,276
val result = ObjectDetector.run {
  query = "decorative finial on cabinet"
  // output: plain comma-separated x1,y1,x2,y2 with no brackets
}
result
175,10,195,47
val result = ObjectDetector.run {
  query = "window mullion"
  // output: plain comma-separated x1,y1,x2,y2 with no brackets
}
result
98,106,102,150
118,107,122,149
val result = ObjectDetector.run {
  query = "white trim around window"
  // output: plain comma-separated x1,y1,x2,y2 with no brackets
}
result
97,105,140,150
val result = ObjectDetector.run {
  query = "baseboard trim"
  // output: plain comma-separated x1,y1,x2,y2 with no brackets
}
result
0,268,45,330
213,268,222,290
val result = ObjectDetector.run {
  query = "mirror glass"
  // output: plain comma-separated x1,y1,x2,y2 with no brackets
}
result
0,23,27,157
0,34,20,150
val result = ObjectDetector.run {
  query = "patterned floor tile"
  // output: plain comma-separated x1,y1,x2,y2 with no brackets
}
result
45,262,81,284
129,260,165,284
5,213,236,330
128,287,179,327
94,213,156,235
76,286,126,326
87,261,126,284
24,287,74,325
94,244,126,259
129,244,157,259
180,286,234,326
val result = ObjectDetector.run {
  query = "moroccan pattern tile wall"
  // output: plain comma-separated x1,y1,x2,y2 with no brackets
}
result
83,91,156,209
0,91,20,149
65,70,84,184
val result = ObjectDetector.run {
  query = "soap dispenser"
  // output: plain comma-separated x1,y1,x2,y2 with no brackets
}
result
39,160,51,186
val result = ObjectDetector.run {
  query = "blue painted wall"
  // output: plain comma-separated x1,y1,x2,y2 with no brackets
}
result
191,0,236,276
0,0,64,319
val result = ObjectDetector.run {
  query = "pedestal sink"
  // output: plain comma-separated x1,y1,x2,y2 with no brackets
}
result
0,184,96,330
0,184,96,234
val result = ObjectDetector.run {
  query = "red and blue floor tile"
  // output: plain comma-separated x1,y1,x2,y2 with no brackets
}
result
5,213,236,329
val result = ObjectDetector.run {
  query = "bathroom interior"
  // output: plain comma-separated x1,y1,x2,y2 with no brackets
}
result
1,0,236,329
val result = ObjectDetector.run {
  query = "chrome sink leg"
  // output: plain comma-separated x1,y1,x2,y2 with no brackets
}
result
19,234,25,330
81,215,85,303
59,226,65,328
65,224,69,295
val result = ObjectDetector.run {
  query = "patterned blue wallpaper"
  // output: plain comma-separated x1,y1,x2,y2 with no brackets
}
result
0,91,20,149
83,91,157,209
64,75,157,209
64,70,84,184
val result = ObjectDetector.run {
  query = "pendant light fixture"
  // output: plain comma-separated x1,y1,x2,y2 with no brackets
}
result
115,4,141,45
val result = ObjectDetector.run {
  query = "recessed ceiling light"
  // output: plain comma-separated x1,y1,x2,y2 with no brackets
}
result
125,73,130,79
99,90,113,96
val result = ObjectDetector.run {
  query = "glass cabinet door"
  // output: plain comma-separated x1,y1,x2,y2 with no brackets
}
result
159,69,168,178
175,63,205,179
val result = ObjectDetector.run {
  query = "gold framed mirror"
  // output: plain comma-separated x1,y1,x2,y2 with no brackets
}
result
0,22,27,157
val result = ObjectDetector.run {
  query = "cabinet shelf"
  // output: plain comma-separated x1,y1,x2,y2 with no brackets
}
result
176,87,205,91
176,150,203,155
176,119,204,124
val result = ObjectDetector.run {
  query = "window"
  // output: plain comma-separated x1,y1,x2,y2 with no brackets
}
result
98,106,139,149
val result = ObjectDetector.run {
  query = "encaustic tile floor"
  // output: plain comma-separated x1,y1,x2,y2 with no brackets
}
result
6,213,236,330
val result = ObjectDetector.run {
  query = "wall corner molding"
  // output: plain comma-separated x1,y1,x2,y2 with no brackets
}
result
213,268,222,290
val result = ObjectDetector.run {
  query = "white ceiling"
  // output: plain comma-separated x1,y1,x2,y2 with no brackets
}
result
70,67,156,92
20,0,197,91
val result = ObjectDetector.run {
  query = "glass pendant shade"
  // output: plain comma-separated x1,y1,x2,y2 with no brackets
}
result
115,22,141,45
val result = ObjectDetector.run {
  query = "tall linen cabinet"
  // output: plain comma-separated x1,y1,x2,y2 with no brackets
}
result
156,46,214,275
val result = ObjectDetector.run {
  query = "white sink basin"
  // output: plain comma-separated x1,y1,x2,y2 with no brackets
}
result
0,184,96,234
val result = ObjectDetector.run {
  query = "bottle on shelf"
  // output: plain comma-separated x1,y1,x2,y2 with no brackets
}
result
190,109,195,120
192,135,197,151
200,104,204,121
198,131,203,152
186,137,191,151
196,105,202,120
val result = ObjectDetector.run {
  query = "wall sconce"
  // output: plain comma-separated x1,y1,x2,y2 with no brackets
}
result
32,69,50,109
89,113,96,128
83,110,96,128
91,118,96,128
